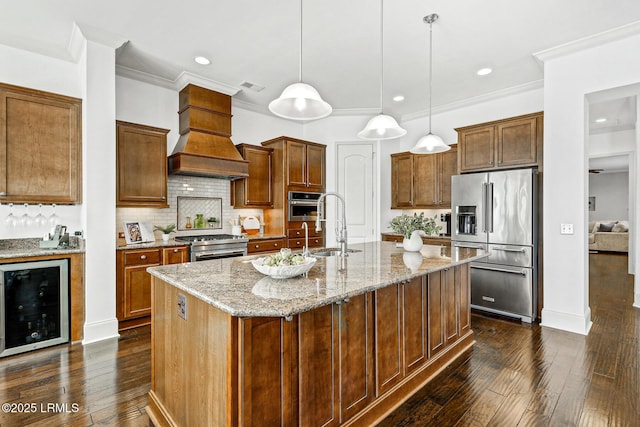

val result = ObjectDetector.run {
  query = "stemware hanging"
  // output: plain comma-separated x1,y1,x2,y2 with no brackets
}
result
34,203,47,227
48,204,59,226
4,203,17,228
19,203,33,227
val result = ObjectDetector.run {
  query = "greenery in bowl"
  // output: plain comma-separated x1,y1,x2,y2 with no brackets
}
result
153,224,176,234
207,217,218,222
389,213,441,239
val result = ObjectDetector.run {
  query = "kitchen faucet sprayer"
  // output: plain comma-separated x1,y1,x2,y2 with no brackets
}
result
316,192,348,256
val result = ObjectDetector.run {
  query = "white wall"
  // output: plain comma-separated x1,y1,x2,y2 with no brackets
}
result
590,128,636,155
539,31,640,334
589,172,629,221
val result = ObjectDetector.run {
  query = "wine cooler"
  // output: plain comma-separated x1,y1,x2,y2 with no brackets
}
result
1,259,69,358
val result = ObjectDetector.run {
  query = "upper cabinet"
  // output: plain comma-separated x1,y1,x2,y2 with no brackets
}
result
232,143,273,208
116,121,170,208
0,83,82,204
266,138,325,191
456,112,543,173
391,145,458,209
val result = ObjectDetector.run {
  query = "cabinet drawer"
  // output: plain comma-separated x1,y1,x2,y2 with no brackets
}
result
124,249,161,266
247,238,286,254
288,228,322,238
288,237,324,249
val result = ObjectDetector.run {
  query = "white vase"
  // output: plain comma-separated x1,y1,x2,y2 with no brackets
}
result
402,230,423,252
162,233,170,242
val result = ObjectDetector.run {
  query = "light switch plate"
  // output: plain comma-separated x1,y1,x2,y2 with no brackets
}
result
560,223,574,235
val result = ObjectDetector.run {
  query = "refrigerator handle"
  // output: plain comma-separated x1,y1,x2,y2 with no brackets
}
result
487,182,494,233
481,183,487,233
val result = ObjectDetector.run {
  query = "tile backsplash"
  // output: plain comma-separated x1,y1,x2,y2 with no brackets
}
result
116,175,250,238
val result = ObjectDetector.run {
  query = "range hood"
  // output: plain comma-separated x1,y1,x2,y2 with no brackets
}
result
168,84,248,180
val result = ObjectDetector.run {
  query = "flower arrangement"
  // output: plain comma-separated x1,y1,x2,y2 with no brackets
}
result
153,224,176,234
389,213,441,239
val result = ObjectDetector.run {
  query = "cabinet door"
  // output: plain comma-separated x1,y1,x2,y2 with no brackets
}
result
0,83,82,204
338,293,374,422
427,271,445,357
116,121,169,208
298,304,338,426
496,117,537,168
374,283,403,395
442,267,459,344
391,154,413,208
438,145,457,206
402,276,427,376
123,266,153,319
240,317,293,427
457,264,471,336
305,143,325,190
413,154,437,207
458,126,495,172
286,140,307,188
236,145,273,207
163,246,189,264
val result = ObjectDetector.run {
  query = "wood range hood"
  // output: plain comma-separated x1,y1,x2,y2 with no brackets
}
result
168,84,249,180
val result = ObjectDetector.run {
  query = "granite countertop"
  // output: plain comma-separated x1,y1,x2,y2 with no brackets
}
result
0,238,85,259
116,238,191,251
147,241,488,318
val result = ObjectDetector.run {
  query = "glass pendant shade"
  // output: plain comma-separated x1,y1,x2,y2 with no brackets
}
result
410,133,450,154
268,82,332,120
358,113,407,140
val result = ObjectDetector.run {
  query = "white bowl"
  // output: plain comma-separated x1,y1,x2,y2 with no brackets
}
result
251,256,317,279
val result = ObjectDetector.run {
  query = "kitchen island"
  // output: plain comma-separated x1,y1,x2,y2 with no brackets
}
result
145,241,487,426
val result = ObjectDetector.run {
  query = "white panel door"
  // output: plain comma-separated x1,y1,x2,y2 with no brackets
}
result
337,142,376,244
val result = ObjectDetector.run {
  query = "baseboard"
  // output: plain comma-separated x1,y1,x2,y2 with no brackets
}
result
540,307,592,335
82,317,120,345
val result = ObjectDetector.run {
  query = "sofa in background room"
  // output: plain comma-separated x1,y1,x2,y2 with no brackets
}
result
588,220,629,252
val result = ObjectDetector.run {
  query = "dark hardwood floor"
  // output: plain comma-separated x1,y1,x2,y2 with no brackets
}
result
0,252,636,426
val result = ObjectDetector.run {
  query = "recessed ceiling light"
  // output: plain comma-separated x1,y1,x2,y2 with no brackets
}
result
476,68,492,76
194,56,211,65
594,117,607,123
393,95,405,102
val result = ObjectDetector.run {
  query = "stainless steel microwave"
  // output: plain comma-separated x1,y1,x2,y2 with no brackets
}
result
288,191,322,221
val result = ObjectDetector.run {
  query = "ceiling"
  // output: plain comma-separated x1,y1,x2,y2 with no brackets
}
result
589,154,630,174
2,0,640,122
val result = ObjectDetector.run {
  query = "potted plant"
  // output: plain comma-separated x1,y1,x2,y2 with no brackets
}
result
153,224,176,242
389,213,441,251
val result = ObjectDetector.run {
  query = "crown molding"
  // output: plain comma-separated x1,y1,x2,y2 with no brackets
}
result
534,20,640,63
401,80,544,122
115,66,242,96
232,98,269,115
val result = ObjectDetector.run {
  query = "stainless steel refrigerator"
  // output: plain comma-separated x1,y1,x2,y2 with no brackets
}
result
451,168,537,322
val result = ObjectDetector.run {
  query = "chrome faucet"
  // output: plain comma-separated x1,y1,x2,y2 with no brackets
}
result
315,192,348,257
301,222,309,257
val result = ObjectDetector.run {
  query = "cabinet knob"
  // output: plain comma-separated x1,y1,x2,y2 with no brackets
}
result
296,231,301,235
255,245,260,248
140,255,147,260
274,243,278,247
296,241,301,246
173,249,179,253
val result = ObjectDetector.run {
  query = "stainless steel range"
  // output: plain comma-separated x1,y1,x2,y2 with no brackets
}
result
175,234,249,262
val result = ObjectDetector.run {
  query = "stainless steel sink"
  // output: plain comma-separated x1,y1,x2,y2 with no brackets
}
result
311,248,362,257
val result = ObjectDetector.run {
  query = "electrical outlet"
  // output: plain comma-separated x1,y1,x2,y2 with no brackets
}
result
177,293,187,320
560,223,574,235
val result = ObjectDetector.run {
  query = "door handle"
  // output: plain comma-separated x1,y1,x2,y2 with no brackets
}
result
454,243,485,250
492,247,526,253
472,264,527,276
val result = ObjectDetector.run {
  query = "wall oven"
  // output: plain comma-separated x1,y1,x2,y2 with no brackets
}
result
288,191,322,222
1,259,69,358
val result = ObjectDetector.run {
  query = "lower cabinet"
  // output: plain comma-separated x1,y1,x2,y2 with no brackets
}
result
116,245,189,330
211,268,470,426
247,238,286,254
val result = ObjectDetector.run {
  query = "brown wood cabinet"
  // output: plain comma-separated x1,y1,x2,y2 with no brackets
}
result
0,83,82,204
116,245,188,330
261,136,326,240
116,121,169,208
456,112,543,173
391,145,458,209
428,264,470,357
247,237,286,254
232,144,273,208
381,233,452,247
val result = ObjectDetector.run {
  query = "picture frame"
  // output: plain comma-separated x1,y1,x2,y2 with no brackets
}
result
123,221,155,244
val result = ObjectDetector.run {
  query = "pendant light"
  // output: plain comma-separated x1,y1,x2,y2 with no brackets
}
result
269,0,332,121
358,0,406,140
410,14,450,154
